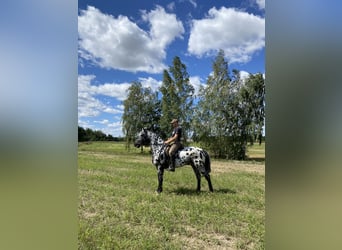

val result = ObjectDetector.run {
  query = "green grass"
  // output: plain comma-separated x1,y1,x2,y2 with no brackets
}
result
78,142,265,249
247,142,265,160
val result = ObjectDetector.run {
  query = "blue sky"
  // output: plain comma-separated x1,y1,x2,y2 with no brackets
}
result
78,0,265,137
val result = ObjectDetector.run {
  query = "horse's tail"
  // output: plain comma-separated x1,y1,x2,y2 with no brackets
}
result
204,150,211,174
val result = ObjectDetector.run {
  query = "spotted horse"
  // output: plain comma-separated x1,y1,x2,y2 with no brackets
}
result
134,128,213,193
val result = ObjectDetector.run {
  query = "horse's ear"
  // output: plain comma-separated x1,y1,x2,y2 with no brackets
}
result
151,124,160,132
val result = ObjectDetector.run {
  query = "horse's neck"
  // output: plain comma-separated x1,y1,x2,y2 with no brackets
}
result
149,131,164,153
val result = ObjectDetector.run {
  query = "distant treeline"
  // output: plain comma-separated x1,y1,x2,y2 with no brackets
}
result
78,126,124,142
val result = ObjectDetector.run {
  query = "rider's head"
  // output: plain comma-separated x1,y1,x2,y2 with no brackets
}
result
170,119,178,127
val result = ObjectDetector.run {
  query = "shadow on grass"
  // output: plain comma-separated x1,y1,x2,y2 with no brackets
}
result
170,187,236,196
246,157,265,162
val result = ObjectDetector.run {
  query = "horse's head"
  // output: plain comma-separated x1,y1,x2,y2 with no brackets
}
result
134,128,151,148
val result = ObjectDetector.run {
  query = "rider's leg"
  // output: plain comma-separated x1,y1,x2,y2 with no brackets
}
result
165,145,171,162
168,143,179,172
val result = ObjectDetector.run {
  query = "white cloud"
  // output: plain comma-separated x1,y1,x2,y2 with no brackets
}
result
256,0,265,10
239,70,250,80
108,121,122,128
96,82,131,101
142,6,184,49
189,76,205,96
78,6,184,73
167,2,176,12
139,77,162,92
80,119,123,137
78,75,162,121
188,7,265,64
106,121,123,136
94,119,109,125
188,0,197,8
78,75,125,118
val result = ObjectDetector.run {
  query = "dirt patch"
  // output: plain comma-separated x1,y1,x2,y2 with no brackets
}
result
79,151,264,175
175,225,237,250
83,211,97,219
211,161,264,175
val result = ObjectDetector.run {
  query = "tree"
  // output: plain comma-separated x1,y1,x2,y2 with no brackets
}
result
78,126,118,141
78,126,87,141
243,73,265,143
194,49,232,157
193,50,264,160
159,56,194,142
122,81,161,150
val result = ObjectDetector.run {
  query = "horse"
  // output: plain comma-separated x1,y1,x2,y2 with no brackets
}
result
134,128,213,193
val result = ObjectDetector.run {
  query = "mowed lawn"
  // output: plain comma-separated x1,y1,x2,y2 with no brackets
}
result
78,142,265,249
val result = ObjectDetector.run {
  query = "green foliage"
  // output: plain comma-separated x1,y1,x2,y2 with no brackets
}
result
122,81,161,148
78,126,122,142
243,73,265,141
121,53,265,159
160,56,194,142
193,50,265,160
78,142,265,249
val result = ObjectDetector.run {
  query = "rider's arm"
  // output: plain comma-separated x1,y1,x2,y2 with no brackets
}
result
165,133,178,144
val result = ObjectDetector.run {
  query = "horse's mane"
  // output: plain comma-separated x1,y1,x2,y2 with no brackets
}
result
149,126,166,140
147,129,165,145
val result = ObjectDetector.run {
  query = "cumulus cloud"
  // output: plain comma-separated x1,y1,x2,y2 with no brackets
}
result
188,7,265,64
139,77,162,92
142,6,184,49
78,6,184,73
78,74,163,118
256,0,265,10
95,82,131,101
78,75,125,118
189,76,205,95
239,70,251,80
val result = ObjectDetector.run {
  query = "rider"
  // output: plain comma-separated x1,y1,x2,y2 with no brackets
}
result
164,119,182,172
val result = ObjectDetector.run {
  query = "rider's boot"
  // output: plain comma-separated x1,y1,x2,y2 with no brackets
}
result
168,155,176,172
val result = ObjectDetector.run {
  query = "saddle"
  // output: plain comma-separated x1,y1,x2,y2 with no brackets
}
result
164,143,184,155
164,143,184,165
179,144,184,151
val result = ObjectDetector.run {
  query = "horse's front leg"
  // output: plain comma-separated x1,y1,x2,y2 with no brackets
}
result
157,165,164,193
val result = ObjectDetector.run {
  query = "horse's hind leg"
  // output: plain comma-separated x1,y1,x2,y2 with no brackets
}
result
204,173,214,192
191,165,201,192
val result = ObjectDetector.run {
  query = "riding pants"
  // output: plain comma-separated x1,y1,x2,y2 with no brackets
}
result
167,142,181,157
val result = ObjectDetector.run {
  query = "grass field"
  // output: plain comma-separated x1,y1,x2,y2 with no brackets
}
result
78,142,265,249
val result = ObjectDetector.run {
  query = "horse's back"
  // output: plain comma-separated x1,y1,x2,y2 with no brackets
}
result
177,147,210,173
